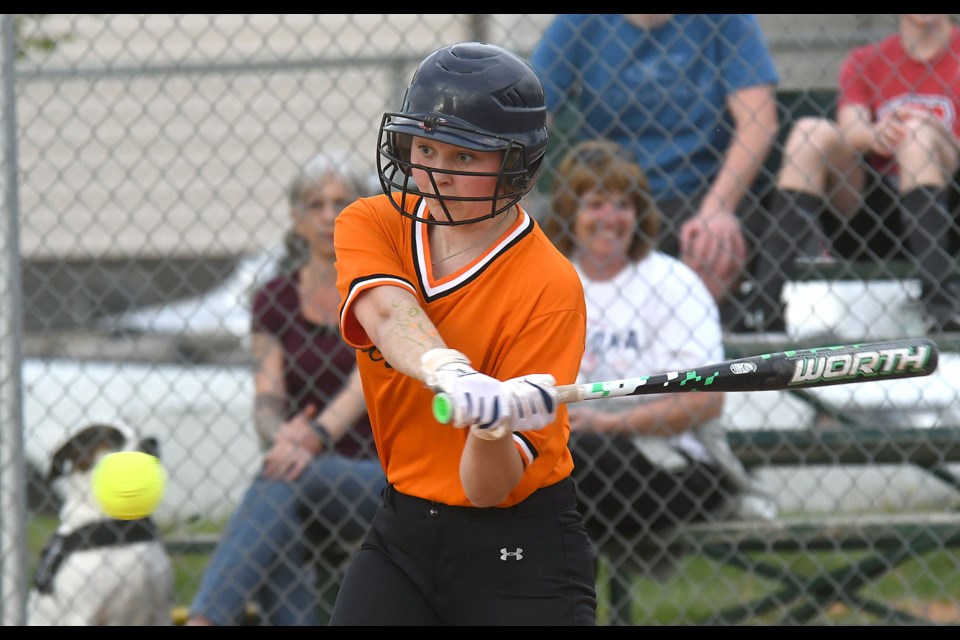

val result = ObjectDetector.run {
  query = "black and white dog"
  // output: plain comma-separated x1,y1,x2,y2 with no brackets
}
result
28,422,174,626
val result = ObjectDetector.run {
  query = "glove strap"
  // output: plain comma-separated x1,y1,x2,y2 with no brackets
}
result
470,423,512,441
421,348,472,388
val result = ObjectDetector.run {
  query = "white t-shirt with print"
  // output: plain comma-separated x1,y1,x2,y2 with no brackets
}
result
575,251,723,468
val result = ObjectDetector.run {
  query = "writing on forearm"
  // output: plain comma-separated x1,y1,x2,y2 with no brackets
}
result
370,298,445,378
388,297,441,347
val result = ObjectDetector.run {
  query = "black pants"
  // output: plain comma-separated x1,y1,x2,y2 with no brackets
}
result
821,172,960,263
568,431,734,546
657,189,785,331
329,478,597,626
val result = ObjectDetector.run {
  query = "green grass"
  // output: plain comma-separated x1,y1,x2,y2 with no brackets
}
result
27,514,58,571
157,516,229,606
597,550,960,625
27,513,960,625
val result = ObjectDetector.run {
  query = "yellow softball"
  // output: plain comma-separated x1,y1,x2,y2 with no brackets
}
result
91,451,167,520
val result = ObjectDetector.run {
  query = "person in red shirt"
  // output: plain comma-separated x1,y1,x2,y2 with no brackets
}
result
329,42,596,625
770,14,960,333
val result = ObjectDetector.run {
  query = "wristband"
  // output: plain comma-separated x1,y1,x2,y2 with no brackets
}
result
421,348,472,389
470,423,511,441
310,419,334,451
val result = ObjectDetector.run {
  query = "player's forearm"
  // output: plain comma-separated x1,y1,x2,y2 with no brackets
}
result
460,434,524,507
354,286,446,381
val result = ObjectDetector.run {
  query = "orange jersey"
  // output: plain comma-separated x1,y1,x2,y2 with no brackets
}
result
335,193,586,507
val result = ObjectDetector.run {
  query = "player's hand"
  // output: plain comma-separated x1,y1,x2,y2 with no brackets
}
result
470,373,558,441
502,373,558,431
421,348,510,432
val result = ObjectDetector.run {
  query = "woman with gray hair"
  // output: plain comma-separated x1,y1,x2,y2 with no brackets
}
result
187,151,386,625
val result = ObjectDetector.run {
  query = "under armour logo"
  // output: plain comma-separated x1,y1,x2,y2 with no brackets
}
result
500,547,523,561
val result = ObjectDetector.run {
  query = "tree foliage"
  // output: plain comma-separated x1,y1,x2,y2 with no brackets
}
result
14,14,71,59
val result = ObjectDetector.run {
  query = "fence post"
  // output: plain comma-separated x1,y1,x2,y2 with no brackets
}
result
0,13,28,628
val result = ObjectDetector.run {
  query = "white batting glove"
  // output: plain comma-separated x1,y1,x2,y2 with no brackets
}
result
421,348,511,432
503,373,558,431
471,373,558,441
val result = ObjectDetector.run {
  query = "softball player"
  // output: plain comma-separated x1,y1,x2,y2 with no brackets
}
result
330,42,597,625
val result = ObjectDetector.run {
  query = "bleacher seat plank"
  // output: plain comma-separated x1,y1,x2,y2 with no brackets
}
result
683,510,960,552
727,426,960,468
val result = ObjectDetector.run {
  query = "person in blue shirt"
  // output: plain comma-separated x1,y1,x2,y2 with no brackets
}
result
531,14,791,332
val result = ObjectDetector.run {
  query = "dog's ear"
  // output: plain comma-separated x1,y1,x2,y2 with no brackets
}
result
139,436,160,459
47,424,126,484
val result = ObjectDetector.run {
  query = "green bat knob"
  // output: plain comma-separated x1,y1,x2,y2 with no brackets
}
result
432,393,454,424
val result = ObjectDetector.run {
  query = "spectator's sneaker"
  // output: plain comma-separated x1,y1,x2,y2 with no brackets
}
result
721,279,787,336
794,250,838,268
793,224,837,267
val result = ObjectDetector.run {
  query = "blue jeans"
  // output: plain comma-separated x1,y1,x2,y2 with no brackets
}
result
189,453,385,625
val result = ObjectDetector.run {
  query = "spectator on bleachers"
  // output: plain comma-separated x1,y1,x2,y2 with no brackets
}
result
187,151,386,625
770,13,960,334
530,14,784,332
542,139,774,583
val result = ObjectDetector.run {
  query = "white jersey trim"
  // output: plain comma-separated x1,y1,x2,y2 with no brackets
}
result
414,200,532,299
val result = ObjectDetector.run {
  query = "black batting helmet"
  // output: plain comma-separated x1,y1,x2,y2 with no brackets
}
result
377,41,548,225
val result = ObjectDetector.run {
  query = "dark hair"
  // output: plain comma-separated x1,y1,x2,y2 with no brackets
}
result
543,140,660,261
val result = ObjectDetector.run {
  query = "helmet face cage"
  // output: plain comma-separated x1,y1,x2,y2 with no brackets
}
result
377,113,533,225
375,41,548,226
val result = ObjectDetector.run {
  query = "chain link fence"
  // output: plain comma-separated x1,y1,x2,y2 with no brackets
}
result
3,14,960,626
